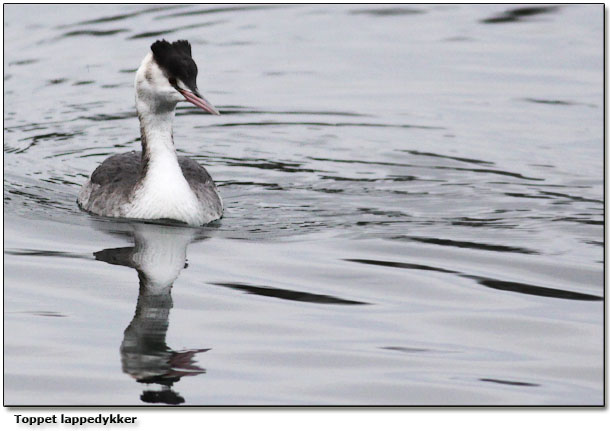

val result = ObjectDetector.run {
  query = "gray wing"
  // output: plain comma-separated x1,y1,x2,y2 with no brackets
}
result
178,156,223,218
77,151,141,216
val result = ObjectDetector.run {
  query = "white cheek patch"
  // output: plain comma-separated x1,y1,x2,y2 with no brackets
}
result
135,52,183,106
148,62,169,87
135,54,168,89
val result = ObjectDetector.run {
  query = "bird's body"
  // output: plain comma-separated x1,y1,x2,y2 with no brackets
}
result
77,40,223,226
78,151,222,226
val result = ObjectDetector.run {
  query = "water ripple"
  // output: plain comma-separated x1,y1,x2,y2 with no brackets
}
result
61,29,127,38
156,5,281,20
481,6,559,24
198,121,444,130
350,7,425,16
212,282,369,305
392,236,539,255
128,20,224,39
345,258,602,302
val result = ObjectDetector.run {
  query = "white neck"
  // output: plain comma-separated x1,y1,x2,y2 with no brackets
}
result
124,53,205,225
133,52,183,178
137,103,178,169
129,105,203,225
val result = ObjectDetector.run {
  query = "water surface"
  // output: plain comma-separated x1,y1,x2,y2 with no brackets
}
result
3,4,603,405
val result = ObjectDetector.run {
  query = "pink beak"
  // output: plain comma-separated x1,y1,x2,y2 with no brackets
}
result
178,88,220,115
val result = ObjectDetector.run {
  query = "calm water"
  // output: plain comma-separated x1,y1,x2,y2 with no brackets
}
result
3,4,604,405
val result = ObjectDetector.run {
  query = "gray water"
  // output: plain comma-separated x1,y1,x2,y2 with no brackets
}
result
3,4,604,406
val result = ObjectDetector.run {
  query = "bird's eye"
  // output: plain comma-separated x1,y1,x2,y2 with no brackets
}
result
169,77,177,88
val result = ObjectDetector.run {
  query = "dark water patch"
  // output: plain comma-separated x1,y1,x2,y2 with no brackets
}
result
4,121,71,133
58,178,82,187
311,187,345,194
65,100,106,110
480,378,540,387
200,121,443,130
363,164,543,181
395,236,538,255
216,181,284,191
351,7,424,16
75,12,140,25
505,192,552,200
467,276,602,302
359,208,409,218
7,310,68,318
71,5,189,26
585,240,603,247
119,68,138,74
3,143,18,154
14,131,83,154
481,6,558,24
7,189,56,208
320,176,379,182
22,131,81,143
309,156,410,168
488,181,590,189
129,30,179,39
524,98,595,108
448,166,543,181
345,258,458,274
41,177,82,187
209,106,367,117
552,217,603,226
36,311,67,318
73,80,94,86
345,259,602,302
212,282,368,305
47,78,67,85
382,346,433,353
390,190,429,196
320,174,435,183
450,217,517,229
540,191,603,205
157,5,279,19
443,36,475,42
80,112,136,122
94,247,136,268
129,21,223,39
61,29,127,38
32,311,67,318
5,249,93,261
355,220,410,227
387,175,419,182
9,59,38,66
218,157,320,174
265,70,315,76
78,152,114,158
46,145,110,159
73,12,140,25
219,41,254,47
403,150,494,166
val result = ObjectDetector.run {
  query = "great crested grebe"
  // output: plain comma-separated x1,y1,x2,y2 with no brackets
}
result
77,39,223,226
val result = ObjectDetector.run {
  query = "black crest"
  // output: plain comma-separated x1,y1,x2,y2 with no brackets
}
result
151,40,198,91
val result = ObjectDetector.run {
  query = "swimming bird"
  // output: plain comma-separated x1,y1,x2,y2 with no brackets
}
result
78,40,223,226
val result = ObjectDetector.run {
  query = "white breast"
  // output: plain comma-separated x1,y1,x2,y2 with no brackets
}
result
124,156,206,226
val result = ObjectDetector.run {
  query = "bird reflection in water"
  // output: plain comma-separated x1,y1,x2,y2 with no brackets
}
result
93,221,209,405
